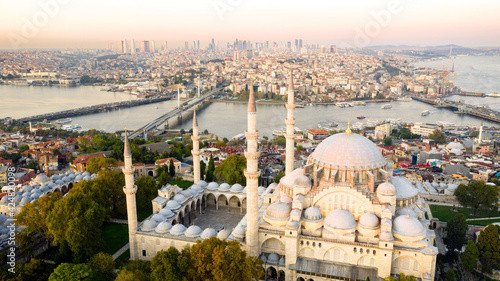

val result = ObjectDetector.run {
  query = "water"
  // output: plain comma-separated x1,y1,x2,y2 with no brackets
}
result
1,55,499,138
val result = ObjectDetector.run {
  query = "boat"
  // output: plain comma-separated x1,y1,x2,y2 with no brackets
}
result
54,118,72,124
352,101,366,106
381,104,392,109
421,110,430,116
357,116,365,119
397,97,413,102
295,103,305,108
487,92,500,97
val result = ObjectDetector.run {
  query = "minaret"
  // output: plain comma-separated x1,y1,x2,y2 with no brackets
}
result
285,68,296,175
478,121,483,144
191,109,201,183
244,80,260,257
122,128,138,260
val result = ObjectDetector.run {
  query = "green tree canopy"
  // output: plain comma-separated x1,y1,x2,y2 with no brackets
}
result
383,137,393,146
454,180,499,216
169,159,176,177
477,224,500,273
49,263,95,281
213,155,247,185
86,157,117,174
19,144,30,153
151,247,191,281
87,252,115,281
428,129,446,143
445,213,467,254
462,240,479,272
205,155,215,182
136,175,158,208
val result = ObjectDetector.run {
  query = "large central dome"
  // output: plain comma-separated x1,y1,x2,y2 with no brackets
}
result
308,133,386,169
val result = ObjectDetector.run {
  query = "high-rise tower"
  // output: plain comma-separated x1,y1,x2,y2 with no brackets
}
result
191,109,200,183
122,128,138,259
285,69,296,175
244,80,260,257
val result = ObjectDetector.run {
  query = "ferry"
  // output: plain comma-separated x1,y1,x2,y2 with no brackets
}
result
295,103,305,108
54,118,72,124
357,116,366,119
487,92,500,97
421,110,430,116
381,104,392,109
352,101,366,106
397,97,413,102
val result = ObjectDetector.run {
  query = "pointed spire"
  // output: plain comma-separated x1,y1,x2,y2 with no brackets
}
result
124,127,131,156
193,108,198,127
248,78,256,113
345,119,352,134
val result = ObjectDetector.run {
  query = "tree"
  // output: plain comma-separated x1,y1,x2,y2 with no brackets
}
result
274,171,285,183
136,175,158,208
205,155,215,182
49,263,95,281
151,247,190,281
428,129,446,143
169,159,176,177
53,148,61,156
0,259,50,281
454,180,499,216
383,273,417,281
477,224,500,274
213,155,247,185
47,193,107,262
383,137,393,146
157,171,171,187
444,269,456,281
86,157,117,174
199,160,206,180
87,252,115,281
19,144,29,153
462,241,479,272
296,145,305,152
445,213,467,254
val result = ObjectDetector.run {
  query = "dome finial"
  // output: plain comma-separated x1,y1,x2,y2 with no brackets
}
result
345,119,352,134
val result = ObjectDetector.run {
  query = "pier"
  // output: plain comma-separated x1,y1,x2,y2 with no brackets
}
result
17,95,173,123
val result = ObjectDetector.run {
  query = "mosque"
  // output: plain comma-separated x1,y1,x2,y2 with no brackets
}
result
122,72,438,281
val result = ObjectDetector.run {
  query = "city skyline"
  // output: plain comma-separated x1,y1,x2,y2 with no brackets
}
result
1,0,500,49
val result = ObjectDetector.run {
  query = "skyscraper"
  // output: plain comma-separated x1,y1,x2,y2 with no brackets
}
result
131,39,136,54
298,39,303,50
119,40,126,53
164,41,168,51
151,41,155,53
140,41,150,53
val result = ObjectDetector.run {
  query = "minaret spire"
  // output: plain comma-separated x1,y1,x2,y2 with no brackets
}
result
285,68,296,175
122,127,138,259
478,121,483,144
191,109,200,183
244,77,260,257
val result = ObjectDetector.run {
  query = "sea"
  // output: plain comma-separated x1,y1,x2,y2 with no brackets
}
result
1,55,499,139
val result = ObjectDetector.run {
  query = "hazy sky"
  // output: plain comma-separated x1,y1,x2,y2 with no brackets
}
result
1,0,500,49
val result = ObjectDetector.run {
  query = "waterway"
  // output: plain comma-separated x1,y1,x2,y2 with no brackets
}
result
0,56,499,138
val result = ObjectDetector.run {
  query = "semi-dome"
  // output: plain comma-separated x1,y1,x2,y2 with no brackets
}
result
32,174,51,185
141,220,157,232
196,180,208,187
207,182,219,190
393,214,425,237
218,183,230,192
377,182,397,196
166,200,181,210
286,220,299,229
200,228,218,239
217,228,232,240
230,184,243,193
159,208,175,218
293,175,312,188
309,133,387,169
170,224,187,236
447,141,464,150
151,213,165,222
265,199,291,220
268,253,279,264
379,231,394,241
358,213,380,229
280,195,292,204
258,186,266,195
396,208,417,218
232,225,246,239
303,206,322,221
391,177,419,199
324,209,356,229
155,221,172,234
185,225,203,238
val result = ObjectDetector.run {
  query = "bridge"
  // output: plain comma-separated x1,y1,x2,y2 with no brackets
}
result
126,87,223,140
412,95,500,124
18,95,172,123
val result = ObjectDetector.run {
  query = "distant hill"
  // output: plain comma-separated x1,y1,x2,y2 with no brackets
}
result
367,44,480,56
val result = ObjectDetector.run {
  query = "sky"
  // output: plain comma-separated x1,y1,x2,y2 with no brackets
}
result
1,0,500,49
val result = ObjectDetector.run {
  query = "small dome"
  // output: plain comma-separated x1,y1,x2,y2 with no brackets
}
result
324,209,356,229
293,175,312,188
151,213,165,222
155,221,173,234
30,193,40,200
207,182,219,190
47,182,56,188
303,206,322,221
62,176,71,182
232,225,246,239
75,171,82,175
75,175,83,182
358,213,380,229
20,197,29,205
242,186,247,194
396,208,417,218
286,220,299,229
141,220,157,232
181,190,193,198
393,214,425,237
230,184,243,193
166,200,181,210
187,189,198,197
83,171,91,177
51,174,60,180
69,174,76,180
258,186,266,195
192,184,204,192
447,141,464,150
431,182,439,188
279,256,285,266
185,225,203,238
170,224,187,236
280,195,292,204
159,208,175,218
23,185,33,192
83,176,92,181
1,196,8,203
217,228,232,240
91,173,97,179
377,182,397,196
41,185,51,192
33,189,42,194
379,231,394,241
265,199,291,220
450,148,463,155
200,228,218,240
56,179,65,185
0,214,7,224
218,183,230,192
439,183,447,188
196,180,208,187
260,254,267,262
290,208,301,216
268,253,279,264
173,194,187,203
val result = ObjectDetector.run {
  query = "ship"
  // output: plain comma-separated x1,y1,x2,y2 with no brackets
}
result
381,104,392,109
421,110,430,116
357,116,366,119
295,103,305,108
54,118,72,124
397,97,413,102
460,92,485,97
487,92,500,97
